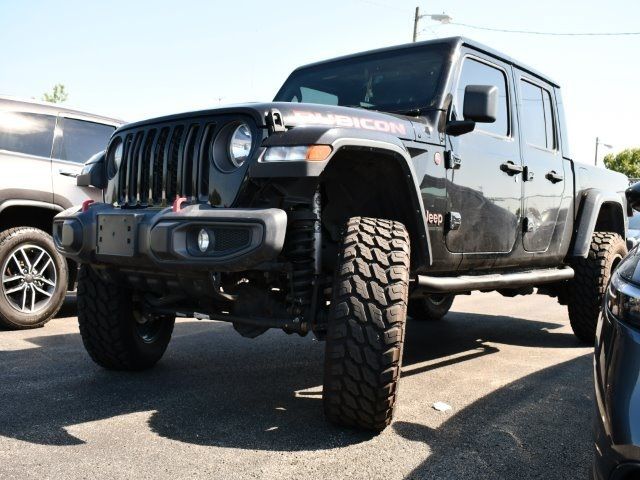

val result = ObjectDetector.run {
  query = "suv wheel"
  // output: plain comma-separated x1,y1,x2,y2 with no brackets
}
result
408,294,455,321
568,231,627,343
323,217,410,431
77,265,175,370
0,227,68,329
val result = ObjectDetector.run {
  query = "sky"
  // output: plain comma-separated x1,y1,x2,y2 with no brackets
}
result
1,0,638,165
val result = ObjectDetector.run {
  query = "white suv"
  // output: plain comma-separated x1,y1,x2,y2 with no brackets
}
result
0,96,122,329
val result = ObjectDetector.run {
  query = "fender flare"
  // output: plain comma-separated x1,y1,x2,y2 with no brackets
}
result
0,199,64,215
571,188,627,258
251,126,433,266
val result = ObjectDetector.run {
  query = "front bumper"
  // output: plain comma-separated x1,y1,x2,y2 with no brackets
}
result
52,203,287,272
593,289,640,479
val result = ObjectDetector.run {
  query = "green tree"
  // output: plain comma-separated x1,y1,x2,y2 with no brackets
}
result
603,148,640,179
42,84,68,103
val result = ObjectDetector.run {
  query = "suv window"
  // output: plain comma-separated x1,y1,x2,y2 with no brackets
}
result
456,57,509,136
57,117,115,163
520,80,556,149
0,111,56,158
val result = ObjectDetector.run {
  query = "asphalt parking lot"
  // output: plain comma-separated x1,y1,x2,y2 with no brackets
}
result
0,291,593,480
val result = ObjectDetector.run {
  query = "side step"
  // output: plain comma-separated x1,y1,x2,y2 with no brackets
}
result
415,267,574,294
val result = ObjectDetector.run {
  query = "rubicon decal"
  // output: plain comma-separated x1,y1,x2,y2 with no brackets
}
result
425,210,444,226
289,110,407,135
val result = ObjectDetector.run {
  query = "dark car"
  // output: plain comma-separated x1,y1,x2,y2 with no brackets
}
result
54,36,629,432
594,245,640,479
594,186,640,479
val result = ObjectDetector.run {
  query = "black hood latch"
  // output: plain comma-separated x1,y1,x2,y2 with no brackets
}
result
265,108,286,134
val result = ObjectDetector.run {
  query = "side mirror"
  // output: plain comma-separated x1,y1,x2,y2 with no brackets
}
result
76,151,107,189
445,85,498,137
626,182,640,212
463,85,498,123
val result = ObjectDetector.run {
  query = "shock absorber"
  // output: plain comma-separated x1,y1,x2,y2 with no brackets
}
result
284,189,321,317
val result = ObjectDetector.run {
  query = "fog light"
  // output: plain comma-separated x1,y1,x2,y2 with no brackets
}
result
197,229,210,252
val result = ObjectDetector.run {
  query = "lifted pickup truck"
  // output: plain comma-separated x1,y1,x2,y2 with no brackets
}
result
54,36,629,431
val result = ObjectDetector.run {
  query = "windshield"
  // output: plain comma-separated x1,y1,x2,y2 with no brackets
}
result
630,213,640,230
274,44,450,114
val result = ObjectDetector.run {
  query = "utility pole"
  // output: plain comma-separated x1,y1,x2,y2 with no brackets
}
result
412,6,420,42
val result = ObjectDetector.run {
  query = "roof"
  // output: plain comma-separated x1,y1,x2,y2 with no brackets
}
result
0,95,125,126
294,36,560,88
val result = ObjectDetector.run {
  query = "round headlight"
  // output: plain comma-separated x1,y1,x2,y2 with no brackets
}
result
228,123,252,167
107,140,123,179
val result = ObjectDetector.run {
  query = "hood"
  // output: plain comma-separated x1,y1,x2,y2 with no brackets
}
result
116,102,437,143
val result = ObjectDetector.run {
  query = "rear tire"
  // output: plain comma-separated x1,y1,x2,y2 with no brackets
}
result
323,217,410,431
0,227,68,330
408,294,455,321
568,232,626,343
77,265,175,370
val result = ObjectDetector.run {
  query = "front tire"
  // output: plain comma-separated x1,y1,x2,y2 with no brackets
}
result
77,265,175,370
568,231,626,343
0,227,68,330
323,217,410,431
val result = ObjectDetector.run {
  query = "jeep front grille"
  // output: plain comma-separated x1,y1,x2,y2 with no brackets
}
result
112,121,210,207
108,114,259,208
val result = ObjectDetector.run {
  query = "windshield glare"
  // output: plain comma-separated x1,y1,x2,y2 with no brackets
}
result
274,45,449,114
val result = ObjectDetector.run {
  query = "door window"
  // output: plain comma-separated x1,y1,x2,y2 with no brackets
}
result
455,58,509,136
0,111,56,158
57,117,115,163
520,80,556,149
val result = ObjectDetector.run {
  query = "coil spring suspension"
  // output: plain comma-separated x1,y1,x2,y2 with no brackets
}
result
284,191,321,317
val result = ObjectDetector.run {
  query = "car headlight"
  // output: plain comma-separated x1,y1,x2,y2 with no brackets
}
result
228,123,252,167
607,273,640,325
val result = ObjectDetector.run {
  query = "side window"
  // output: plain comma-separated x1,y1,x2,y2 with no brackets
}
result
57,118,115,163
520,79,556,149
0,111,56,157
456,57,509,136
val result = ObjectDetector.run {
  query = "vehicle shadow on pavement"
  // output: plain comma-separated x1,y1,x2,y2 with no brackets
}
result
0,308,587,454
394,354,593,480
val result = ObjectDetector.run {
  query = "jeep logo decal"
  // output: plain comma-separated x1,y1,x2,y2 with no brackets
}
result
425,210,443,226
290,110,407,135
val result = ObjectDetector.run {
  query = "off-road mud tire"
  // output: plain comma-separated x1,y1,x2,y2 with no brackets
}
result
323,217,410,431
77,265,175,370
568,231,626,343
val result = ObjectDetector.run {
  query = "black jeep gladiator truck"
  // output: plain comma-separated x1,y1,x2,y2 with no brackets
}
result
53,36,629,431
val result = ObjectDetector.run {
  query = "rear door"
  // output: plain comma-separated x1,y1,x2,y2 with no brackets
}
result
0,107,56,206
516,73,565,252
51,116,115,206
445,52,522,259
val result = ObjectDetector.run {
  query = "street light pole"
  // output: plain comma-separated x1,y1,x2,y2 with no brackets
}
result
413,7,420,42
594,137,613,166
412,7,452,42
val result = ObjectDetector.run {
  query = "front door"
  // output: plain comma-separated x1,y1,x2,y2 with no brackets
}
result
516,74,565,252
445,53,522,257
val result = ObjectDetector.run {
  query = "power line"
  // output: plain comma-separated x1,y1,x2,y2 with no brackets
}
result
449,21,640,36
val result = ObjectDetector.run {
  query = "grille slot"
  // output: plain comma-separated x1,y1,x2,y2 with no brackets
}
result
110,116,249,208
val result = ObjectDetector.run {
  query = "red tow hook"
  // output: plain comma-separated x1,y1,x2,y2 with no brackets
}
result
81,199,95,212
172,196,187,212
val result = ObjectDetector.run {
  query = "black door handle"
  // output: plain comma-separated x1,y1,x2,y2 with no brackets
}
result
500,161,524,175
545,170,564,183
